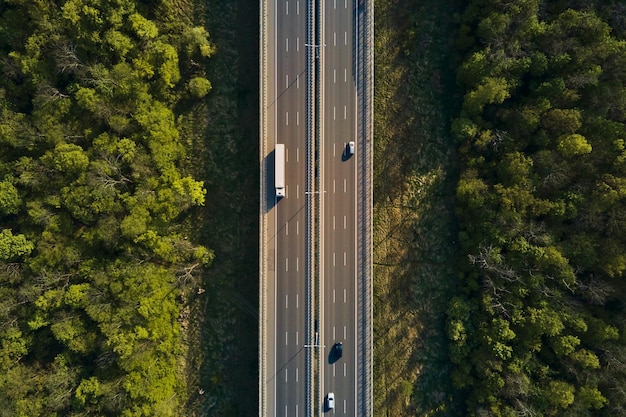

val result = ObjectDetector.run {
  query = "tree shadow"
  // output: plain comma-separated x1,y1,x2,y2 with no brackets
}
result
183,0,260,416
372,0,464,415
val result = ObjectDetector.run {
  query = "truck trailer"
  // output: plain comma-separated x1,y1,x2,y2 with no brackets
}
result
275,144,285,198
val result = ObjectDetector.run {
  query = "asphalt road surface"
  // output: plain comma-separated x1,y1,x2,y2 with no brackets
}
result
320,0,358,414
266,0,308,416
265,0,362,415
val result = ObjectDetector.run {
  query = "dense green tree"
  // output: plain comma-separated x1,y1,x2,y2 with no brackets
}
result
0,0,214,414
0,179,21,215
449,2,626,416
188,76,212,98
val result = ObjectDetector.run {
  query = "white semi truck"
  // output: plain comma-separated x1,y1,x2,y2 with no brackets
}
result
275,144,285,198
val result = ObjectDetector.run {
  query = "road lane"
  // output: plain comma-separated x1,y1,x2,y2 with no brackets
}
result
270,0,308,415
321,0,357,414
263,0,370,414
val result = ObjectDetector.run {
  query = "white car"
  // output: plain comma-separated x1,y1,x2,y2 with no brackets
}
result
327,392,335,410
347,141,355,156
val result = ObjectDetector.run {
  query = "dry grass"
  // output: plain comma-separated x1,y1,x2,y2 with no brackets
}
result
373,0,463,416
179,1,260,416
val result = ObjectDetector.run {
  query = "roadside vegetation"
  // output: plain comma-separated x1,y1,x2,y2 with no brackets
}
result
449,1,626,415
6,1,626,417
180,0,260,416
373,0,463,415
0,0,259,414
0,0,214,415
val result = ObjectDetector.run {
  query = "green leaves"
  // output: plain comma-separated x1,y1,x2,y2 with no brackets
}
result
43,143,89,175
557,133,592,158
576,387,607,410
187,76,212,98
463,76,511,116
129,12,159,40
451,2,626,415
0,178,21,215
0,0,214,414
181,26,215,58
0,229,33,260
545,380,575,410
74,377,102,407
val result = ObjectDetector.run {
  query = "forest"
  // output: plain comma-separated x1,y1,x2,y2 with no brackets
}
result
0,0,213,415
449,1,626,416
4,0,626,416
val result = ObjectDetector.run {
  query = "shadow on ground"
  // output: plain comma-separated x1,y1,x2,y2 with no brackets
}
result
183,0,260,416
372,0,464,416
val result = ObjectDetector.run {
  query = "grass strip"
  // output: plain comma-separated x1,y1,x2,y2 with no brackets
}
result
373,1,463,415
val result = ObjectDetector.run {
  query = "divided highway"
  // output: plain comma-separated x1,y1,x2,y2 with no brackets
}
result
260,0,372,415
320,0,358,415
264,0,309,416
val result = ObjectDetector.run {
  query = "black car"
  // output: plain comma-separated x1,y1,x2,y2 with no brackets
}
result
334,341,343,359
347,141,355,156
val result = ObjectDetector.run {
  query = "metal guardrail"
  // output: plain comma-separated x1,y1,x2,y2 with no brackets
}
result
364,0,374,414
314,0,324,416
258,0,268,416
305,0,317,416
365,0,374,413
357,0,374,415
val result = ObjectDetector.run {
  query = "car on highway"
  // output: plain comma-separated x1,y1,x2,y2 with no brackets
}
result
334,341,343,359
327,392,335,410
347,141,355,156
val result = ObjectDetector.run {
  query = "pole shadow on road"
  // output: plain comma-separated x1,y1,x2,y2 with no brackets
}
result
268,68,307,110
266,345,306,384
272,202,306,239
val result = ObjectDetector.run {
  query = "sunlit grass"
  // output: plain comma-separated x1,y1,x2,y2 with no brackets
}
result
373,1,462,415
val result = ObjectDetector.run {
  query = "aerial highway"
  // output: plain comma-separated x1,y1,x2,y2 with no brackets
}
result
260,0,372,415
320,0,358,415
264,0,309,416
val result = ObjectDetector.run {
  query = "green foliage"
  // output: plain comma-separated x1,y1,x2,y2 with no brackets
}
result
449,2,626,416
557,133,592,158
74,377,102,407
44,143,90,175
463,76,511,116
129,12,159,40
0,229,34,260
182,26,216,58
0,178,21,215
188,76,212,98
576,386,607,410
545,380,575,410
0,0,214,414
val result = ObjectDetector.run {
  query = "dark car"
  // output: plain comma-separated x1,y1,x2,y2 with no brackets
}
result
334,341,343,359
